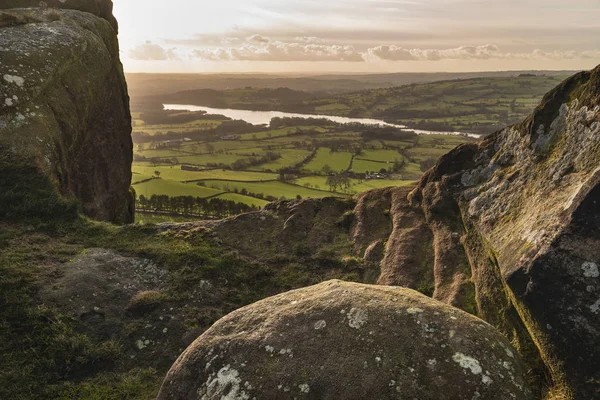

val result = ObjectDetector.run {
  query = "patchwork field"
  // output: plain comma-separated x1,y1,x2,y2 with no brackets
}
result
127,76,554,217
131,115,474,214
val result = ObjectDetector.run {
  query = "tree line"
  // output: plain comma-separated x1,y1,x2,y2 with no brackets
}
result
137,194,260,218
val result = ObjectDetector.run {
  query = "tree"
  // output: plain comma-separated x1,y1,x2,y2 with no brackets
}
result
322,164,333,175
154,170,161,178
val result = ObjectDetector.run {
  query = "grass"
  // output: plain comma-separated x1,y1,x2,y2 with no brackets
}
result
356,149,404,163
248,149,313,171
201,180,345,199
134,212,207,224
303,148,353,173
295,176,415,194
351,159,392,174
132,165,278,182
133,120,222,135
134,179,223,198
215,193,270,207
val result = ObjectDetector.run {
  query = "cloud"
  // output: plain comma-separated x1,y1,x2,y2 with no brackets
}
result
247,34,270,45
128,42,179,61
365,44,501,61
192,36,364,62
366,44,600,61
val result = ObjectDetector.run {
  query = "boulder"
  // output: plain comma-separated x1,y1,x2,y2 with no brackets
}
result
158,280,531,400
0,4,133,223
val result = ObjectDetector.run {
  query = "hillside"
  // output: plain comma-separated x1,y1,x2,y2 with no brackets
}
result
160,75,570,135
1,2,599,399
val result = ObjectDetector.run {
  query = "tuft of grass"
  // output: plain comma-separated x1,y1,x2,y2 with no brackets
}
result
43,8,62,21
128,290,166,313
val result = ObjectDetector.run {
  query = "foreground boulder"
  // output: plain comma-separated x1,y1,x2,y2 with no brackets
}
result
158,280,531,400
0,1,133,223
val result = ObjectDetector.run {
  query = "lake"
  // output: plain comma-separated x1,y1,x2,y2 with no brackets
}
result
163,104,480,138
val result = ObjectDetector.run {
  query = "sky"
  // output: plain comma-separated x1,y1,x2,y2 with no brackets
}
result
113,0,600,74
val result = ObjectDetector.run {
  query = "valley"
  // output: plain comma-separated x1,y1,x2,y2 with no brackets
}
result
129,74,567,222
130,108,472,220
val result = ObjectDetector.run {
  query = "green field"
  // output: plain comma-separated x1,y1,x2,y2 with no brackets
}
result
215,193,270,207
303,148,353,173
249,149,313,172
356,149,404,163
134,179,223,198
200,180,344,200
295,176,415,194
132,165,278,182
352,159,394,174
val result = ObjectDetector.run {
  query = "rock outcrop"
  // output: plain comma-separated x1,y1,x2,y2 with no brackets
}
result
158,280,532,400
165,66,600,399
0,1,133,223
399,66,600,399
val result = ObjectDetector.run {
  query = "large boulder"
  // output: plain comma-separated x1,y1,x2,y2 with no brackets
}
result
0,3,133,223
158,280,531,400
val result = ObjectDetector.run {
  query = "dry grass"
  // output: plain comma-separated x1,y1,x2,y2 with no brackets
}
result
128,290,166,311
43,8,62,21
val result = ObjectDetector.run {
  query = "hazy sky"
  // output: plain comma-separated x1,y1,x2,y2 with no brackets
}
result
113,0,600,73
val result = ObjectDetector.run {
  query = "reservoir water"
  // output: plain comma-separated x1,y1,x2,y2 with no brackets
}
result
163,104,480,138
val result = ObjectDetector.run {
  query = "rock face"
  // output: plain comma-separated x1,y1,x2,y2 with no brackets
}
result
399,66,600,398
0,1,133,223
158,280,531,400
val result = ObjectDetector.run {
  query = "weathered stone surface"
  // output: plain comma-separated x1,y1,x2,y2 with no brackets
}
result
158,280,531,400
0,4,133,223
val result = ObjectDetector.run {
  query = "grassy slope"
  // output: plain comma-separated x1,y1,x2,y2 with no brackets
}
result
0,195,365,398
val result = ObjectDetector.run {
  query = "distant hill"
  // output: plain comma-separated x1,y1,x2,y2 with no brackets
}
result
126,70,577,98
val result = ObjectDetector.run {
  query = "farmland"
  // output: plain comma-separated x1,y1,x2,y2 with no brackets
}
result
127,74,568,219
130,109,476,218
